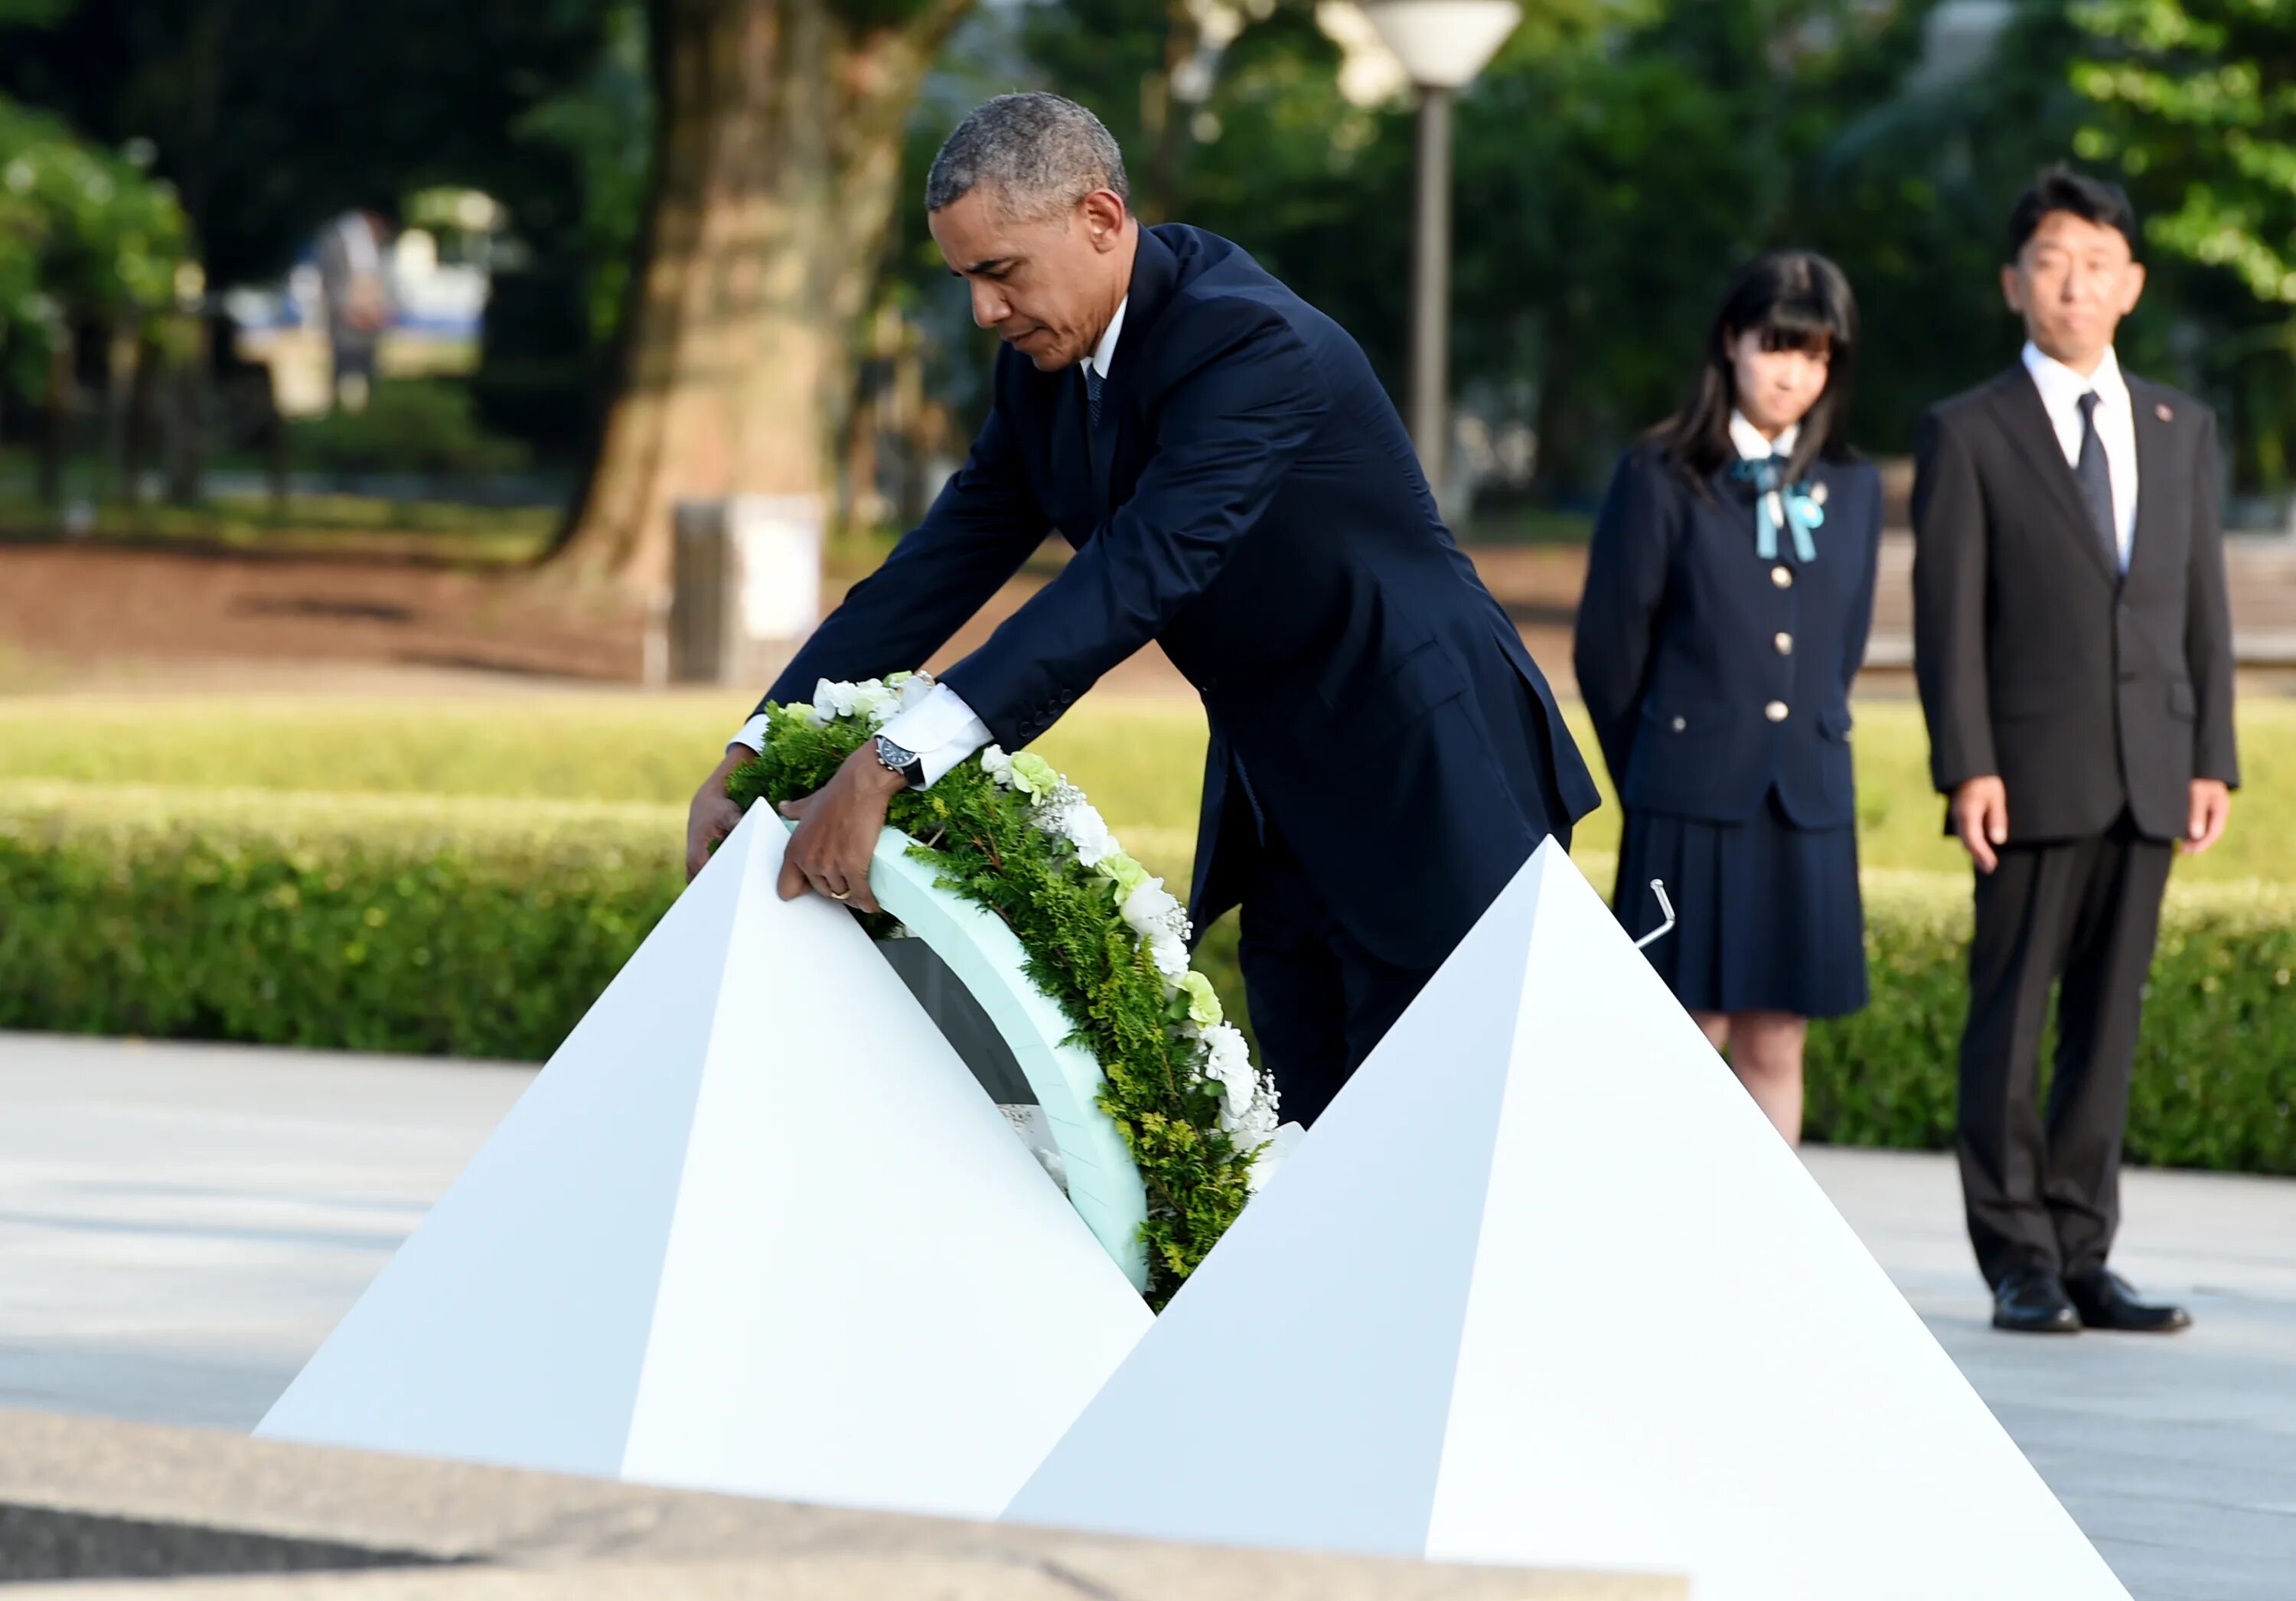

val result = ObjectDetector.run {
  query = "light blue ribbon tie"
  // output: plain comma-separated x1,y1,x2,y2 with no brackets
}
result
1734,458,1822,563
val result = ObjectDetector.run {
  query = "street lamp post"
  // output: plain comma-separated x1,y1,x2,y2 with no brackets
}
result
1362,1,1523,505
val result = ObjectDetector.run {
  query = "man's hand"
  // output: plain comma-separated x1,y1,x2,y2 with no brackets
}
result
1952,775,2010,874
686,748,754,882
777,744,906,912
2183,779,2232,856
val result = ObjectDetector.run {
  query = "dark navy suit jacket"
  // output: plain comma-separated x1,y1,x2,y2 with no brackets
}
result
766,224,1598,969
1574,442,1882,827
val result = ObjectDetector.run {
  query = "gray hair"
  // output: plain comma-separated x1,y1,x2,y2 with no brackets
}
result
925,93,1130,220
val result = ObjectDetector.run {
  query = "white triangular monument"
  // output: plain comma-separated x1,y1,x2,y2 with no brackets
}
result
1007,841,2129,1600
259,810,1152,1521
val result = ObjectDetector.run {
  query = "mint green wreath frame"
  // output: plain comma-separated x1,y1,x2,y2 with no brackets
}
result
792,818,1153,1292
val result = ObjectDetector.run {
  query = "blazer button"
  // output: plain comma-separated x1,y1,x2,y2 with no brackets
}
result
1771,566,1793,589
1671,716,1688,732
1774,631,1793,655
1764,700,1789,722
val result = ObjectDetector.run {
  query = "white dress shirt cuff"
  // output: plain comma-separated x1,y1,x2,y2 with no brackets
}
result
879,683,994,789
726,686,990,789
727,713,771,755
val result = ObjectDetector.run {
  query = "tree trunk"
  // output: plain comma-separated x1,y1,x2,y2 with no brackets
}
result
548,0,972,592
1145,0,1202,223
122,325,165,507
165,318,212,507
38,329,74,509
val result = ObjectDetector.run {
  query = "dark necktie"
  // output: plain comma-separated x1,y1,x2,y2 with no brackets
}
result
1084,363,1104,435
2075,390,2118,569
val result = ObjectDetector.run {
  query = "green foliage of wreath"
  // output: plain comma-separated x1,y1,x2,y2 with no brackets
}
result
726,695,1260,1304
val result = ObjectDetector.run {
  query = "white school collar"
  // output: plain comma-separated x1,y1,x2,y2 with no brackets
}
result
1728,409,1799,461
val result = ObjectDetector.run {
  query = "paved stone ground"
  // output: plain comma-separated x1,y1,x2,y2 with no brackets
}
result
2,1031,2290,1598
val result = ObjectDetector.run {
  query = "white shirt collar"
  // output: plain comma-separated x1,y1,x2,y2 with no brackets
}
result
2022,340,2127,414
1727,409,1799,461
1089,296,1127,380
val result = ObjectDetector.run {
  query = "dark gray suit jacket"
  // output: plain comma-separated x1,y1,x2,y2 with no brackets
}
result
1911,364,2239,844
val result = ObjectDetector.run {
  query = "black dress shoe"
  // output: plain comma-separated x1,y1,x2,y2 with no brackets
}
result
1992,1267,2080,1333
2065,1268,2192,1333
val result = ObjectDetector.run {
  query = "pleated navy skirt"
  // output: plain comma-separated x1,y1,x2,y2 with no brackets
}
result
1613,789,1869,1019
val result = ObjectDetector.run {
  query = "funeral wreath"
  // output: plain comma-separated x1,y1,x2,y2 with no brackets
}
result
726,672,1280,1302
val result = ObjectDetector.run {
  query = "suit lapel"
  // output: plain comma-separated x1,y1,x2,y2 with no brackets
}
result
1083,227,1185,527
1992,369,2120,587
2125,376,2179,589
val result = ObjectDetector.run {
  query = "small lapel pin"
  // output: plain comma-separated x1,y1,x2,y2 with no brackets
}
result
2156,403,2174,422
1810,482,1828,507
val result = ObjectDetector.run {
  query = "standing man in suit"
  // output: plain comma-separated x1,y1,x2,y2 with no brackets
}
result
1913,165,2236,1335
684,93,1598,1127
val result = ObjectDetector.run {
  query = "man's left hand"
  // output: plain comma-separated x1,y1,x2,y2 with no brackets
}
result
778,745,907,911
2182,779,2232,856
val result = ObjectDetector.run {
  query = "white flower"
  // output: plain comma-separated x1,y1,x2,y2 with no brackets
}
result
895,671,937,712
812,678,857,719
980,745,1015,786
1223,1089,1280,1156
1201,1022,1255,1117
846,680,895,724
1041,798,1115,867
1147,931,1191,983
1119,879,1182,941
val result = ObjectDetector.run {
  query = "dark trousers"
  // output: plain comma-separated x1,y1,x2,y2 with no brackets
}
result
1957,812,2173,1287
1236,830,1438,1127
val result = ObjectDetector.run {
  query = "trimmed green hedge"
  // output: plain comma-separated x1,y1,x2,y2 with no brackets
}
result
0,784,683,1058
1806,870,2296,1172
3,783,2291,1173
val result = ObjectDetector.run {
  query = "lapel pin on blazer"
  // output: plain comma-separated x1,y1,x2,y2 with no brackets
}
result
2156,403,2174,422
1810,481,1828,507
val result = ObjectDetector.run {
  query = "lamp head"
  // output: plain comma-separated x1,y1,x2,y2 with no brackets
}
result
1361,0,1522,90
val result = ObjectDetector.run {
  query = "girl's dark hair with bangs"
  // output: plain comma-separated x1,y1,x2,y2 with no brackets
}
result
1652,250,1860,495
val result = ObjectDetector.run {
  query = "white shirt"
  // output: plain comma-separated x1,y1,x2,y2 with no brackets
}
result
1727,411,1799,461
728,298,1133,784
2020,340,2139,569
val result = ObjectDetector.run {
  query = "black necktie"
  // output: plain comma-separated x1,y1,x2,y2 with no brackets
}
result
2075,390,2118,568
1084,364,1104,435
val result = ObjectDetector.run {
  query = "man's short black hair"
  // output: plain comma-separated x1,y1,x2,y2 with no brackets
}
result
2010,163,2140,259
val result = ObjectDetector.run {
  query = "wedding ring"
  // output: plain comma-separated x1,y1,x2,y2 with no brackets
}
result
828,889,852,902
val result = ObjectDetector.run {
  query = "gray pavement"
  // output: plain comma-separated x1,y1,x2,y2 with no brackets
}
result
2,1031,2291,1598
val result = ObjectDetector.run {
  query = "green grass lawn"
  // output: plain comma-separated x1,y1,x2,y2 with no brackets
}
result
3,690,2290,886
0,490,563,565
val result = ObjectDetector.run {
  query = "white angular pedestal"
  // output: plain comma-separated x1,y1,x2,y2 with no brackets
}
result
1007,842,2129,1600
259,810,1152,1521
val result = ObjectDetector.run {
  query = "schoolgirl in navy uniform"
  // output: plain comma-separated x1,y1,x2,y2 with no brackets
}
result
1574,252,1880,1143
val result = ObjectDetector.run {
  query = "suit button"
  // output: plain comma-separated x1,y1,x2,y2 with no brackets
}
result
1671,716,1688,732
1771,566,1793,589
1764,700,1789,722
1775,632,1793,655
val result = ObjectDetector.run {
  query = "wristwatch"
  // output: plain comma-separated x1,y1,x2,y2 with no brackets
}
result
873,732,925,787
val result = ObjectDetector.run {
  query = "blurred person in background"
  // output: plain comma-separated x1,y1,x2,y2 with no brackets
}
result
318,208,393,412
1575,252,1882,1146
1913,166,2236,1336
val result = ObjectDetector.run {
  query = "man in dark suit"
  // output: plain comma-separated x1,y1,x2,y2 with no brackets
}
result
684,93,1598,1125
1913,166,2237,1335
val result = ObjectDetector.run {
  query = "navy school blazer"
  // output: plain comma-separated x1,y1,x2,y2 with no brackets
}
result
766,223,1600,970
1573,441,1883,828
